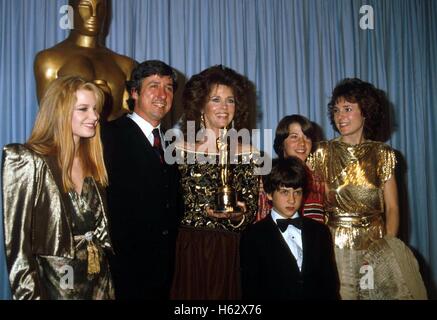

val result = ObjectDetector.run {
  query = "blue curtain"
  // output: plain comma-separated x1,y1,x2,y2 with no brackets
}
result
1,0,436,299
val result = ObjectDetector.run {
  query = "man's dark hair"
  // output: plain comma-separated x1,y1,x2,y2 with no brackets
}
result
125,60,178,111
262,157,309,196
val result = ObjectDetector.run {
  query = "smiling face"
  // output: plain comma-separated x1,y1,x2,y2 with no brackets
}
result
71,89,99,146
268,187,303,219
202,84,236,135
283,122,312,161
132,74,174,127
333,97,365,144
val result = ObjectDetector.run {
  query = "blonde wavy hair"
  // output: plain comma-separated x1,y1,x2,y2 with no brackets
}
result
26,76,108,191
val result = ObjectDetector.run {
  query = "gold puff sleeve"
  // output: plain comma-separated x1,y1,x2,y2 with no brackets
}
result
307,141,329,182
2,144,45,299
377,143,397,183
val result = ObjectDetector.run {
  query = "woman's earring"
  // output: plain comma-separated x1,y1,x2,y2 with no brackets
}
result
200,113,206,130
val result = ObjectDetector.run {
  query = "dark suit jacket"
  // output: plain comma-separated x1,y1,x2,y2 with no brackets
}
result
101,115,183,300
240,214,339,300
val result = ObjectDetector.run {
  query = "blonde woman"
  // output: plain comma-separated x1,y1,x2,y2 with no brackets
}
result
2,76,114,299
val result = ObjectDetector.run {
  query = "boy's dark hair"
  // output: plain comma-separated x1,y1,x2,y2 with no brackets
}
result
125,60,178,111
262,157,309,196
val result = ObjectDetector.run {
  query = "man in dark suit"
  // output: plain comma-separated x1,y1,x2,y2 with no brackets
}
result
240,157,339,300
101,60,183,299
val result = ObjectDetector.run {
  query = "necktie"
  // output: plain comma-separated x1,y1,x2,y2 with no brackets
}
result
152,128,164,164
276,216,302,232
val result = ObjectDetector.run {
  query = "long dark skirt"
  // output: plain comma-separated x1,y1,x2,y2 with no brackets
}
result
170,226,241,300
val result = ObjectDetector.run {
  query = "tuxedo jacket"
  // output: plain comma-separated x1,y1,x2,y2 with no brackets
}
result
2,144,112,299
101,115,183,300
240,214,339,300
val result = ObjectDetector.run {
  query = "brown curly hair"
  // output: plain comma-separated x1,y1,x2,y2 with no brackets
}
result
181,65,254,136
328,78,389,141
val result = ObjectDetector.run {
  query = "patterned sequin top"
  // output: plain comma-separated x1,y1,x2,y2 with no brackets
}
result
176,146,261,232
309,138,396,250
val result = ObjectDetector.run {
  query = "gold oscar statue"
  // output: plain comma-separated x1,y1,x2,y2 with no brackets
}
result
215,128,239,213
34,0,137,121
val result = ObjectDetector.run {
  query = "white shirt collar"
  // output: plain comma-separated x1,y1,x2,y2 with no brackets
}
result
127,112,161,145
271,208,303,271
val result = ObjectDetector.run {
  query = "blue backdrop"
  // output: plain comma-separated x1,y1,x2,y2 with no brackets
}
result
1,0,436,299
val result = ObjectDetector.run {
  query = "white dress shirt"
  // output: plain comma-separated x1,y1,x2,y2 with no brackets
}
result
127,112,162,146
271,209,303,271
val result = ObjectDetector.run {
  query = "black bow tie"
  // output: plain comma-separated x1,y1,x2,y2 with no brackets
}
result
276,217,302,232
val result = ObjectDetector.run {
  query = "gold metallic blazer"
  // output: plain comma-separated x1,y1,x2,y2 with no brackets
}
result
1,144,112,299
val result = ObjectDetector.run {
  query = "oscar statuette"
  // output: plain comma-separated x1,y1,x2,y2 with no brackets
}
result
215,128,240,213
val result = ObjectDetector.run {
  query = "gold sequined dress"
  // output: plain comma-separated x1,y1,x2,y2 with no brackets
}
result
37,177,114,299
170,147,260,300
2,144,115,300
311,138,427,299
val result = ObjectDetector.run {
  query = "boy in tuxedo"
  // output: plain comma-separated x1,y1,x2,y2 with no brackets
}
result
240,157,339,299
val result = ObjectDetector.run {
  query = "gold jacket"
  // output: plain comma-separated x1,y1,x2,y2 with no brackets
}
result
1,144,113,299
